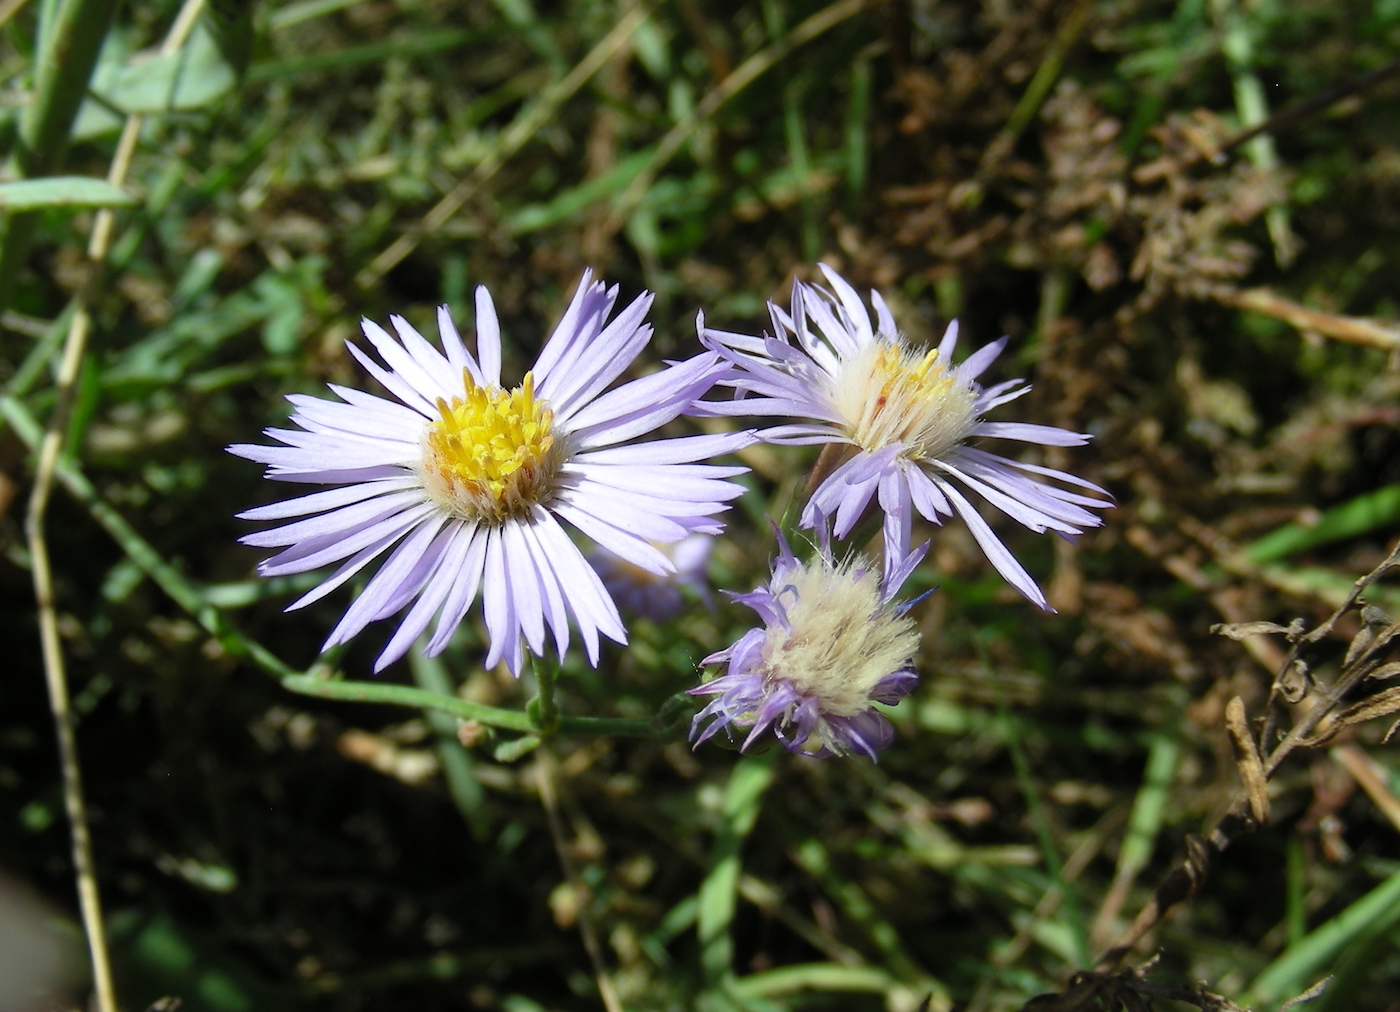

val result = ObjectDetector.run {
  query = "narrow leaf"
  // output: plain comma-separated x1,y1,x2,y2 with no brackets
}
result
0,177,136,210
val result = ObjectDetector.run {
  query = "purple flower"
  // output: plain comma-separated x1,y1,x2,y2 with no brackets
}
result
591,533,714,622
689,533,926,760
698,263,1111,609
231,271,753,674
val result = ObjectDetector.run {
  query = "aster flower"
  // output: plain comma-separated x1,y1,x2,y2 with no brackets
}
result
698,264,1111,610
231,272,753,675
689,532,927,760
591,533,714,622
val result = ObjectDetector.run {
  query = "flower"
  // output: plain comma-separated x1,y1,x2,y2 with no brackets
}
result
698,264,1111,609
591,533,714,622
688,532,926,760
231,271,752,674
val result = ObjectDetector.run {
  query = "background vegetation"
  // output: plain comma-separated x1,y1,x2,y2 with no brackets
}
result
4,0,1400,1009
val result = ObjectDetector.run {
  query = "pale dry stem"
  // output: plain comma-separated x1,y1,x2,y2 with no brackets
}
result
535,746,625,1012
25,4,206,1010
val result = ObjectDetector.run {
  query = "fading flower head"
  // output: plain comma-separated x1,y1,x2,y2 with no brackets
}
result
591,533,714,622
688,533,926,760
698,264,1111,609
231,272,752,675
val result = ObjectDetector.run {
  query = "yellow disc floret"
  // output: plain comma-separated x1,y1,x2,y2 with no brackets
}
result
762,556,918,719
830,339,978,460
419,370,566,523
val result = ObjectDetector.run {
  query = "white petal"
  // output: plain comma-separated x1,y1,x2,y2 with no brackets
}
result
941,482,1049,610
502,520,546,658
374,522,476,667
426,525,487,655
475,285,502,387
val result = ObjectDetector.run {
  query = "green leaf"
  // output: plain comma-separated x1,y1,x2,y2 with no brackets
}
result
698,753,777,986
1246,868,1400,1007
1245,484,1400,564
0,176,136,210
74,21,237,137
731,963,898,1000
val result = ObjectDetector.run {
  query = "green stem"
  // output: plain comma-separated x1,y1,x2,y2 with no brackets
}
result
528,654,561,733
984,644,1091,969
282,676,535,732
282,675,659,738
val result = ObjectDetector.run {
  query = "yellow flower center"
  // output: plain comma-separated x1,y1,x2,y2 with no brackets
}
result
762,557,917,719
418,370,566,523
831,340,978,460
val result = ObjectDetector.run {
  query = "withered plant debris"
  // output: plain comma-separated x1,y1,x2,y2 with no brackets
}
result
1096,545,1400,971
1018,958,1329,1011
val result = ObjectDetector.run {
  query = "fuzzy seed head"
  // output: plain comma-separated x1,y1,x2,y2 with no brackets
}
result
830,339,977,460
762,556,919,718
419,370,566,522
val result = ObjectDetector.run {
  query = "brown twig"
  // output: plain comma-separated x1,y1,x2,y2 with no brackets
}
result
1211,285,1400,353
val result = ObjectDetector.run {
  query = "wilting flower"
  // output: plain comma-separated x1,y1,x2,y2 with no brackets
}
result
231,272,752,674
689,532,926,760
592,533,714,622
698,264,1111,609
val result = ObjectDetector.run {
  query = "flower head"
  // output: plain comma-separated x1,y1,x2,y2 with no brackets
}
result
689,532,926,760
698,264,1111,609
231,272,752,674
591,533,714,622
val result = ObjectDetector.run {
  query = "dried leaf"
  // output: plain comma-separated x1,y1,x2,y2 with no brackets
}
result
1335,686,1400,727
1279,975,1331,1010
1225,696,1270,824
1298,687,1400,747
1368,620,1400,655
1344,617,1400,669
1211,620,1297,641
1278,659,1312,704
1365,660,1400,682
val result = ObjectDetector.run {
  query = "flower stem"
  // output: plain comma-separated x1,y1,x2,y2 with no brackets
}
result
281,673,659,738
283,675,536,731
528,656,561,734
783,441,849,541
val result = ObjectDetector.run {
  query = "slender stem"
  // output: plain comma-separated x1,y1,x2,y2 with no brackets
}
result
529,655,561,733
26,531,117,1012
536,746,624,1012
281,674,659,738
779,441,848,543
21,8,209,1010
283,676,536,732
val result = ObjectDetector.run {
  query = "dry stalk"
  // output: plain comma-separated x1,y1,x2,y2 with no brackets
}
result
1211,285,1400,353
24,4,206,1010
535,746,624,1012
